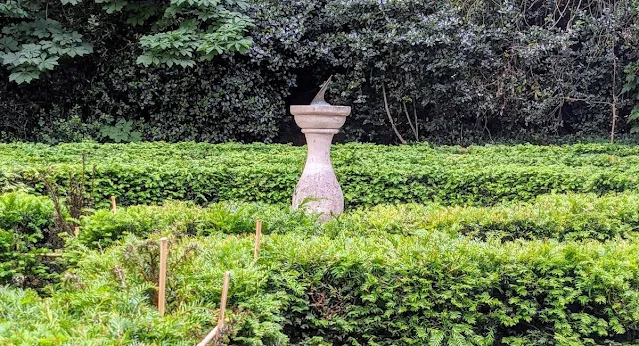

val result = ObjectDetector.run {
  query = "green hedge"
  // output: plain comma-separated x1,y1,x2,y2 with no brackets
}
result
7,189,639,292
0,192,57,288
78,200,316,248
74,192,639,248
328,192,639,242
253,236,639,345
2,142,638,207
4,189,639,252
4,233,639,345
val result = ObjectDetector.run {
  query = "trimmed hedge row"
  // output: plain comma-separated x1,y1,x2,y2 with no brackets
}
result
6,190,639,288
3,190,639,253
327,193,639,242
4,233,639,345
77,200,316,248
1,142,638,207
51,191,639,248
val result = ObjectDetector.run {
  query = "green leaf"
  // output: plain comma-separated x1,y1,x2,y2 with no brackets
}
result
0,37,20,52
136,54,154,67
2,52,20,66
9,70,40,84
628,107,639,121
429,329,444,346
37,56,59,71
103,1,127,14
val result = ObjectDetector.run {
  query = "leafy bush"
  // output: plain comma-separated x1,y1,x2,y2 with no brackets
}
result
1,142,638,207
78,200,318,248
0,0,253,83
3,0,639,143
75,191,639,247
3,187,639,344
5,233,639,345
0,192,57,287
327,193,639,242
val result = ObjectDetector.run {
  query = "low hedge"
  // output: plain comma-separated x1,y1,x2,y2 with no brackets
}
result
328,192,639,242
4,233,639,345
2,189,639,247
254,235,639,345
1,142,639,207
78,200,317,248
5,190,639,293
2,191,635,250
77,192,639,248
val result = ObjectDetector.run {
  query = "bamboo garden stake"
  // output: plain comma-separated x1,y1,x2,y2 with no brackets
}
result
196,326,220,346
218,271,231,328
158,237,168,316
253,220,263,260
197,271,231,346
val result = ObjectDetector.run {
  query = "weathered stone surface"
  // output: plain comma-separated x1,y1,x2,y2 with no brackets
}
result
290,104,351,221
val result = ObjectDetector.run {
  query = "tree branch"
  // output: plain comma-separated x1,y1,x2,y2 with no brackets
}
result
382,83,407,144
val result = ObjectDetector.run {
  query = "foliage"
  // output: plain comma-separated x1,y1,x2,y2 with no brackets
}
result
98,119,142,143
0,19,93,83
78,200,317,248
37,112,145,144
3,184,639,343
36,107,99,144
3,0,639,143
326,192,639,242
4,232,639,344
1,142,638,207
67,191,639,248
622,60,639,133
0,192,57,288
6,189,639,251
0,0,253,83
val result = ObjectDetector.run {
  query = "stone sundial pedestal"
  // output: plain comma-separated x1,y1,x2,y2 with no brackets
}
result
290,76,351,221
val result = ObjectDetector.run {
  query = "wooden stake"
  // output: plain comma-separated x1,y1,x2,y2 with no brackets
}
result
253,220,263,260
110,196,117,213
218,271,231,328
196,271,231,346
74,226,80,237
36,253,63,258
196,326,220,346
158,237,168,316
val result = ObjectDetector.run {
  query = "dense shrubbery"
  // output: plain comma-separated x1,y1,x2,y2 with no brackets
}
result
5,189,639,264
326,193,639,242
3,142,639,344
0,0,253,84
0,192,58,288
3,233,639,345
71,192,639,246
2,0,639,144
2,142,638,207
78,201,316,248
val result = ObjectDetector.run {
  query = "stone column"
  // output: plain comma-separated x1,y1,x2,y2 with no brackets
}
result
290,105,350,221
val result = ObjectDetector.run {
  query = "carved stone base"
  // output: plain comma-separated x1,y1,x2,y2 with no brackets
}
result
292,131,344,221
